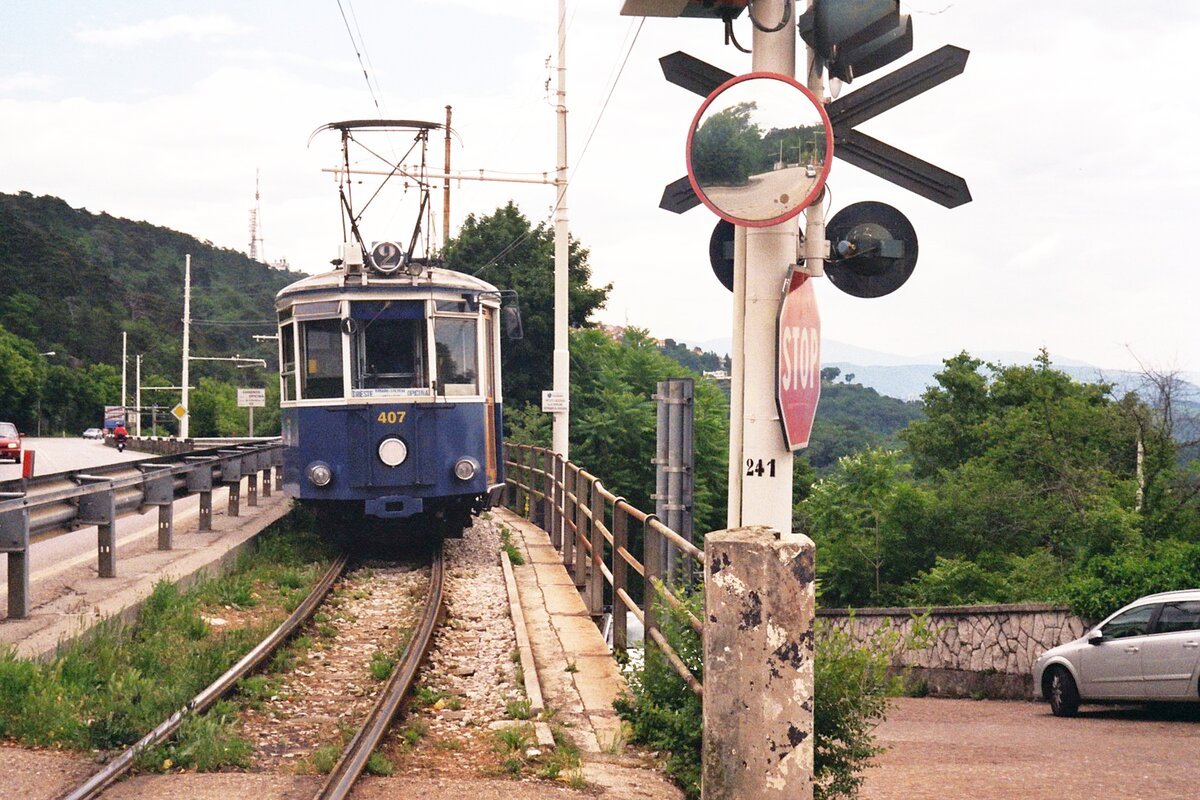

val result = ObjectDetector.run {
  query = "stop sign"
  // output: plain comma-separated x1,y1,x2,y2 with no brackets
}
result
776,267,821,450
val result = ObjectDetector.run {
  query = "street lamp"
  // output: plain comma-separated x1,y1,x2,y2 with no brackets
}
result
37,351,56,436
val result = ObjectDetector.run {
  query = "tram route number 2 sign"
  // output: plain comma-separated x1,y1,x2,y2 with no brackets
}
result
776,266,821,451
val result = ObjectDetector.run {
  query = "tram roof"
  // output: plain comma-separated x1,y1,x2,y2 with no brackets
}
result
276,267,500,302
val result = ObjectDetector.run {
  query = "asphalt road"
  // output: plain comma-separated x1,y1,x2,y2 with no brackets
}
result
862,696,1200,799
0,436,147,481
0,438,198,611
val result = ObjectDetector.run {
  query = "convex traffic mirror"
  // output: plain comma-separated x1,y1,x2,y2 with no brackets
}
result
686,72,833,227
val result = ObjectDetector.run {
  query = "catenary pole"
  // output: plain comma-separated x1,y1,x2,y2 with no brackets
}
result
552,0,570,459
121,331,127,414
180,254,191,440
135,355,142,437
727,0,798,534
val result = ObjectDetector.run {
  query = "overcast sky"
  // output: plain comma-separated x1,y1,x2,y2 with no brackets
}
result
2,2,1197,374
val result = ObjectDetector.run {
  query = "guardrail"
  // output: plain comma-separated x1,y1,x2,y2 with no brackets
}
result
504,443,703,696
0,442,283,620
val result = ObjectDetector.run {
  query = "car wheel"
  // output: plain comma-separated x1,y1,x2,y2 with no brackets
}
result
1046,666,1080,717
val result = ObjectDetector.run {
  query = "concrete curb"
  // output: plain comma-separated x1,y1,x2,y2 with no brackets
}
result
500,548,546,715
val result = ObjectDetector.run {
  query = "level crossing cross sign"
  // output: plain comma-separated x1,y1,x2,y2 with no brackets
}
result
776,267,821,450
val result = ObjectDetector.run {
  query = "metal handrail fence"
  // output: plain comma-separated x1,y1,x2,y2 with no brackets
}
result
504,443,703,696
0,441,283,620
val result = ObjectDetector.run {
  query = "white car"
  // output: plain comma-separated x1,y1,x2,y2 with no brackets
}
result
82,427,104,440
1033,589,1200,716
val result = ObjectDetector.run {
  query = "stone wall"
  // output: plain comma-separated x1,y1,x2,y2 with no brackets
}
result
817,604,1090,699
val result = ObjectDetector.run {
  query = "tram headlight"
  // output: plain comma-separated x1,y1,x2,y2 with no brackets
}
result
378,437,408,467
453,457,479,481
306,462,333,487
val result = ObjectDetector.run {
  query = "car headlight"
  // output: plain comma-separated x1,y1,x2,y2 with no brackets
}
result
378,437,408,467
454,457,479,481
306,462,333,487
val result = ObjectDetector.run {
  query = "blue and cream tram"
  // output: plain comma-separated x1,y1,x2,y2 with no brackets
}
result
276,243,506,534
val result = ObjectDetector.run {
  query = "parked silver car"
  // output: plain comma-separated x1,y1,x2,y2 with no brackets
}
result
1033,589,1200,716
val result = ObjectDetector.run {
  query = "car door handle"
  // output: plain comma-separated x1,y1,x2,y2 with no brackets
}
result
1124,646,1140,653
1184,642,1199,649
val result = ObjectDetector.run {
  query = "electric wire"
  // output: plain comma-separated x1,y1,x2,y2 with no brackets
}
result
472,17,643,277
344,0,388,116
335,0,382,116
747,0,793,33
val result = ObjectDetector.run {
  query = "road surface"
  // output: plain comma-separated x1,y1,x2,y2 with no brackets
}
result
0,438,223,616
862,696,1200,799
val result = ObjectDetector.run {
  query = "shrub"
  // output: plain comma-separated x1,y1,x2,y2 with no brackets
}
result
1063,539,1200,620
614,585,930,800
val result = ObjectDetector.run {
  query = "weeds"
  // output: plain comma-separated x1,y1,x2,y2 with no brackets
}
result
499,527,525,566
369,651,395,681
0,509,333,761
308,744,341,774
366,751,395,776
506,698,533,720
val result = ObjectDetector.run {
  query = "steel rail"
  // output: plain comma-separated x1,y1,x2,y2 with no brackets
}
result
316,541,445,800
59,552,349,800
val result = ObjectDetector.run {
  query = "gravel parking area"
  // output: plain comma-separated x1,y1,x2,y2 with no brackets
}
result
862,697,1200,799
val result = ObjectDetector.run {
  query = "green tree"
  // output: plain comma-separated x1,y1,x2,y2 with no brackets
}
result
690,102,770,186
0,323,46,431
569,327,729,536
442,202,610,409
798,449,931,606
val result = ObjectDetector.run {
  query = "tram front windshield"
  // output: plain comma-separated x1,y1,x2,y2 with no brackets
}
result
351,301,427,395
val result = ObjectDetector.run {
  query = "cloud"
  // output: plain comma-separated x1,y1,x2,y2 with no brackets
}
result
0,72,54,93
75,14,248,47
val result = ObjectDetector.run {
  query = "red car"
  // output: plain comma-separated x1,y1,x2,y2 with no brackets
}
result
0,422,22,463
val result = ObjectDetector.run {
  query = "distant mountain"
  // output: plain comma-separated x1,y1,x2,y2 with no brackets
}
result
0,191,303,377
688,335,1183,402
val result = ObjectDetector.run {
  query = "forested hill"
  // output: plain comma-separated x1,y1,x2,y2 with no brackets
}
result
0,191,304,376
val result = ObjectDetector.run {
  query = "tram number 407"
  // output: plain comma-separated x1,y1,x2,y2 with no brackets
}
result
376,410,407,424
746,458,777,478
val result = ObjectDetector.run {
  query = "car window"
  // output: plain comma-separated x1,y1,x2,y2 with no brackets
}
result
1102,604,1157,639
0,423,16,437
1155,600,1200,634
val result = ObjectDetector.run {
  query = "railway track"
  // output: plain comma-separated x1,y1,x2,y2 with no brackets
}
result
59,540,445,800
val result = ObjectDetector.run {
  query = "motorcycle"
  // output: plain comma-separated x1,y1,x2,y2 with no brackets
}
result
115,434,127,452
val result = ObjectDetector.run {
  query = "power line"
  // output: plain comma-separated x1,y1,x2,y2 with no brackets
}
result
474,19,645,275
335,0,383,115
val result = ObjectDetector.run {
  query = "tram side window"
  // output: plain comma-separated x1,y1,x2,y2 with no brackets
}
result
300,319,344,399
353,319,427,390
434,317,478,396
280,323,296,402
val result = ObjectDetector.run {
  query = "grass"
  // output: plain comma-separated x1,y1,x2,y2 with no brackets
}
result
396,718,428,749
369,650,395,681
491,721,585,787
0,509,334,766
366,751,395,776
308,744,342,774
506,698,533,720
499,526,525,566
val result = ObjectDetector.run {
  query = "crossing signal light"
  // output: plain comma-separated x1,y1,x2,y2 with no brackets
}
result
797,0,913,83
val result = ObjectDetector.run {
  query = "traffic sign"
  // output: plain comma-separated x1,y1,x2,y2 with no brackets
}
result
237,388,267,408
776,267,821,451
171,404,187,421
825,45,972,208
541,391,568,413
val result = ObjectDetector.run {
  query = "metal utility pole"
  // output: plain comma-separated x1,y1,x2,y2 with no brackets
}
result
135,355,142,437
121,331,127,414
727,0,798,535
180,254,192,440
443,105,453,244
655,378,694,581
551,0,570,459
